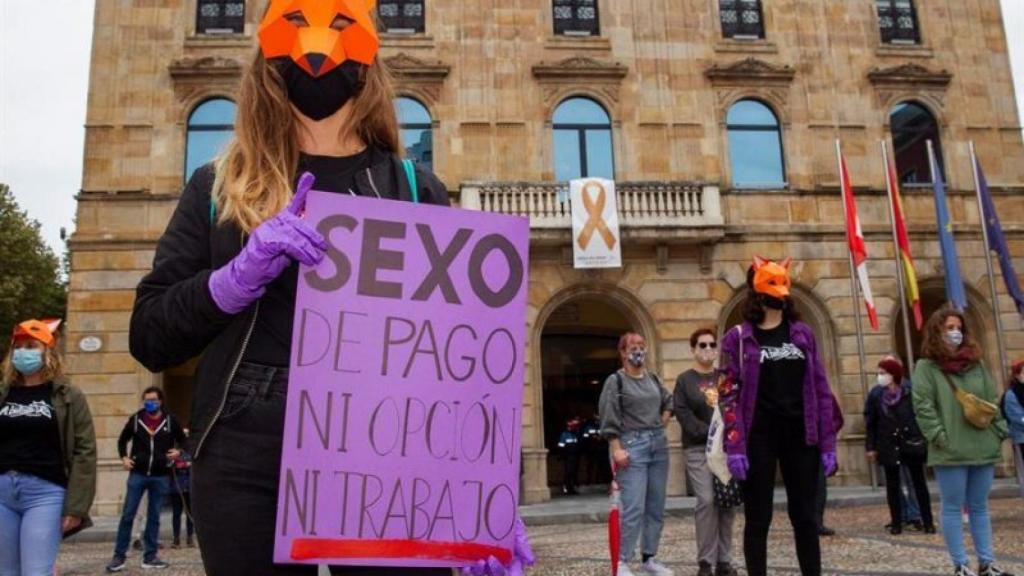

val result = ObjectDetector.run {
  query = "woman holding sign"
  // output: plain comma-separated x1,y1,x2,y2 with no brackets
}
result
129,2,536,575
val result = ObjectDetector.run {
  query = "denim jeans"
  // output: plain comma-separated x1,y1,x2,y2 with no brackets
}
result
114,471,170,561
900,465,922,523
191,362,452,576
0,471,66,576
616,428,669,563
934,465,995,567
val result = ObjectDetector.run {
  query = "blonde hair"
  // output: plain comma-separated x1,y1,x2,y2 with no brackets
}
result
212,48,402,234
1,344,66,387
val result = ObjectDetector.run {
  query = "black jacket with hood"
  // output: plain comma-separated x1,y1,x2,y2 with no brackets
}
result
117,409,187,476
129,148,450,461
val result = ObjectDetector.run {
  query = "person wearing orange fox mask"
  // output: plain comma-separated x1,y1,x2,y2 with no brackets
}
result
717,258,840,576
125,1,497,574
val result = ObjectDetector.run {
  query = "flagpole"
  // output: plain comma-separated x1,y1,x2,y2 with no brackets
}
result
836,140,877,490
881,141,916,371
968,141,1010,379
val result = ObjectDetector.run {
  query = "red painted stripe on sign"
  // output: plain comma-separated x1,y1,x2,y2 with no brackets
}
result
290,538,512,564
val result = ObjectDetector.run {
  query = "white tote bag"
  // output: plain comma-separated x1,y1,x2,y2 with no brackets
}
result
706,404,731,484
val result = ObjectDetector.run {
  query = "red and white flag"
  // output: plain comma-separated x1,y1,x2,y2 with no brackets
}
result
839,150,879,330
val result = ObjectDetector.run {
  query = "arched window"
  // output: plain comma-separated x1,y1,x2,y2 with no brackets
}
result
185,98,236,180
890,102,943,185
395,97,433,168
726,99,785,187
552,97,614,181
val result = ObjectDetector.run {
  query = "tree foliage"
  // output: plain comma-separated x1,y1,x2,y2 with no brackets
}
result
0,184,67,356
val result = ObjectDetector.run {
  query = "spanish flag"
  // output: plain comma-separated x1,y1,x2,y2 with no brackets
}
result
883,149,923,329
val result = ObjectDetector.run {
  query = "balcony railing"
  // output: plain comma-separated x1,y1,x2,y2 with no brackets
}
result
460,182,724,229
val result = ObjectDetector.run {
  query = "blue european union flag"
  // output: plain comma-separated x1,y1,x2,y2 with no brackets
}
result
975,157,1024,320
931,145,967,311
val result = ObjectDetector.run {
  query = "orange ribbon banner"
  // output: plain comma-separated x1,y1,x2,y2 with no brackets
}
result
576,181,617,251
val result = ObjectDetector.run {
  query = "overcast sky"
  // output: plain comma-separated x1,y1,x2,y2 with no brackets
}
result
1,1,1024,254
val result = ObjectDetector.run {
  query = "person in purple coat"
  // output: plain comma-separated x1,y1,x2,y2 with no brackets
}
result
718,257,838,576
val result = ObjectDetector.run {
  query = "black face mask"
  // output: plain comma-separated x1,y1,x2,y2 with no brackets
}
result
276,59,364,121
759,294,787,310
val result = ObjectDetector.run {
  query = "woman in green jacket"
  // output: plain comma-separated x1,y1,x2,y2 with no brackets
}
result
912,307,1012,576
0,319,97,575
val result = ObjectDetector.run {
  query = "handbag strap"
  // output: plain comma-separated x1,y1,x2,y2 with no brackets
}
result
940,370,963,397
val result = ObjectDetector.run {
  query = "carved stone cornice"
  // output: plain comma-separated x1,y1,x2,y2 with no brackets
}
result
531,56,629,81
704,57,795,86
168,56,243,81
383,52,451,82
867,63,952,88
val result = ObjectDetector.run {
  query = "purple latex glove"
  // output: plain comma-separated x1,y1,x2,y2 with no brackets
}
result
727,454,749,481
822,450,838,477
461,518,535,576
208,172,327,314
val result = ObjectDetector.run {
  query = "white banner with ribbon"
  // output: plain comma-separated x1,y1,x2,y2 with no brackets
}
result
570,178,621,269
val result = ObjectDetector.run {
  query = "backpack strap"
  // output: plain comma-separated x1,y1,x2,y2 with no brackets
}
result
401,159,419,204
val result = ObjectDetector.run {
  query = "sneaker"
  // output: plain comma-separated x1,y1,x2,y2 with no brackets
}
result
715,563,738,576
171,537,180,549
142,558,170,570
818,526,836,537
105,556,126,573
923,523,937,534
697,561,714,576
980,565,1015,576
617,564,636,576
955,565,978,576
889,524,902,535
907,520,924,532
641,558,674,576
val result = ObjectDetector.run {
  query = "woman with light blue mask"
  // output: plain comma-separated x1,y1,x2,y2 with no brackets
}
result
0,319,97,575
912,306,1013,576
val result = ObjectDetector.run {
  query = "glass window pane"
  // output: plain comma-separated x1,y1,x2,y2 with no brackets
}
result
553,98,611,126
188,99,236,127
890,102,943,184
728,130,785,186
584,130,614,179
395,97,431,125
553,129,582,181
726,100,777,127
185,130,233,179
401,128,433,168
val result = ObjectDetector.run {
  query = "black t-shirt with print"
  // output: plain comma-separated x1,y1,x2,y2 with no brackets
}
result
0,383,67,488
754,320,807,421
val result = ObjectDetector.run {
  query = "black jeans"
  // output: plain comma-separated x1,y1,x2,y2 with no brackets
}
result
563,447,580,491
192,362,452,576
883,462,933,528
742,414,821,576
170,490,193,540
815,463,827,529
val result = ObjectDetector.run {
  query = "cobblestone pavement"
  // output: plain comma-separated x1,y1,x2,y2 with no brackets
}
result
57,500,1023,575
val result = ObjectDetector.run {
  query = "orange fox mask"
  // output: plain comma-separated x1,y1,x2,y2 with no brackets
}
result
258,0,380,78
12,319,62,348
751,256,792,300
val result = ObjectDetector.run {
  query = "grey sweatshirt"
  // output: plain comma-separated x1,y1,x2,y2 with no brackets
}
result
599,369,672,438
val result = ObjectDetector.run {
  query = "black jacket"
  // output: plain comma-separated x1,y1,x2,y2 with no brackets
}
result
117,410,187,477
129,148,450,461
864,383,927,467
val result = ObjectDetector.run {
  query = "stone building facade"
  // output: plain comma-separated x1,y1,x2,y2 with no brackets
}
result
69,0,1024,513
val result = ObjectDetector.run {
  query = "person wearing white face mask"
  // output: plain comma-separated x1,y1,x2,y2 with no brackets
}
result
864,357,934,535
673,328,737,576
600,332,674,576
912,306,1012,576
0,319,97,575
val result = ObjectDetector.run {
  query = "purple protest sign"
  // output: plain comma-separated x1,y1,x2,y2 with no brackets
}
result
273,190,529,569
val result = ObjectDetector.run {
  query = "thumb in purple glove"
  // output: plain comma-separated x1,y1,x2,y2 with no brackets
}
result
822,450,838,477
727,454,749,481
460,518,534,576
208,172,327,314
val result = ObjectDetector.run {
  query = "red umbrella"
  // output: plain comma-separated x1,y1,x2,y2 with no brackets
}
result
608,463,621,576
